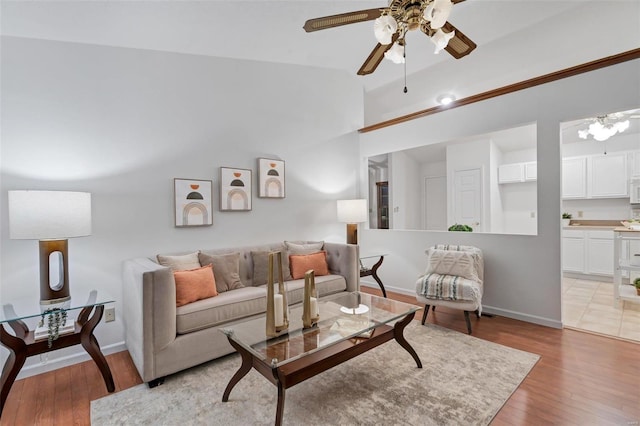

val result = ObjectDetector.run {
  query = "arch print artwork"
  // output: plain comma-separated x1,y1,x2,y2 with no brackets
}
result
220,167,252,211
174,178,213,227
258,158,285,198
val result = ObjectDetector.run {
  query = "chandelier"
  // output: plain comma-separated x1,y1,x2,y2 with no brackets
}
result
373,0,455,65
578,114,630,142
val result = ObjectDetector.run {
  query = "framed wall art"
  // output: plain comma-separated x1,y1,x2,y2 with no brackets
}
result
174,178,213,227
220,167,252,211
258,158,285,198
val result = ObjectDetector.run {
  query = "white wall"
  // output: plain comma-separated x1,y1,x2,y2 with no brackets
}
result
360,59,640,328
0,36,364,376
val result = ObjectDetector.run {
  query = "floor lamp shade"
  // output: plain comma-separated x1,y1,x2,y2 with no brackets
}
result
337,199,368,245
8,190,92,304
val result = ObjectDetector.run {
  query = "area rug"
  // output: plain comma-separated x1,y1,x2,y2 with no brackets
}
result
92,323,539,425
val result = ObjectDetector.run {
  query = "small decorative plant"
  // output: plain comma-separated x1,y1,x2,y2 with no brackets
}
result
562,212,572,219
39,308,68,348
448,224,473,232
634,277,640,296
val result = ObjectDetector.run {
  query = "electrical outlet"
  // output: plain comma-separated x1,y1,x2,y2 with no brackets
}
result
105,307,116,323
578,211,584,218
530,212,536,218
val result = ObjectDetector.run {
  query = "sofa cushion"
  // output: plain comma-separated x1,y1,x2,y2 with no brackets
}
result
289,251,329,280
284,241,324,281
157,252,201,271
198,252,244,293
176,286,267,334
174,264,218,307
251,250,288,286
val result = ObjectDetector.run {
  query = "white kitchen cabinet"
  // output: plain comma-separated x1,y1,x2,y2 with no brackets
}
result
588,153,628,198
498,163,524,183
630,151,640,177
562,230,586,273
524,162,537,181
562,157,587,199
586,230,614,275
563,229,626,277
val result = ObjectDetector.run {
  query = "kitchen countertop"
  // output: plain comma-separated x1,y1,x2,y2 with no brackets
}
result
563,219,624,230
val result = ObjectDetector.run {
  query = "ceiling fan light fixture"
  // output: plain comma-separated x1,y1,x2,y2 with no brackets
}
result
578,115,631,142
430,28,455,54
374,15,398,45
384,41,405,64
424,0,454,29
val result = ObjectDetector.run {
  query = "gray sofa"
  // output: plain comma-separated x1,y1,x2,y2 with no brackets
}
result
122,241,359,386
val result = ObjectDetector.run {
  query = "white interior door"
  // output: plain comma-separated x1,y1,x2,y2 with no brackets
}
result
424,176,447,230
453,168,482,231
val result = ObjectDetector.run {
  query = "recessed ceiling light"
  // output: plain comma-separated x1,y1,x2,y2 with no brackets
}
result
437,94,456,106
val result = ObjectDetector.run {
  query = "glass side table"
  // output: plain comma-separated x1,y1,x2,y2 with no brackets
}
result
360,253,388,298
0,290,115,417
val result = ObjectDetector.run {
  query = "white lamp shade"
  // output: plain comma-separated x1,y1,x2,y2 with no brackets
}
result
384,42,405,64
430,28,455,54
8,190,92,240
337,199,368,224
423,0,454,29
374,15,397,45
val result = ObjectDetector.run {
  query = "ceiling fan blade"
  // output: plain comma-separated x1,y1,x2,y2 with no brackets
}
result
303,8,383,32
441,22,477,59
452,0,466,3
357,33,399,76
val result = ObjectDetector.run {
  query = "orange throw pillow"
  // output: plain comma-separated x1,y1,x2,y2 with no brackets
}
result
174,264,218,307
289,251,329,280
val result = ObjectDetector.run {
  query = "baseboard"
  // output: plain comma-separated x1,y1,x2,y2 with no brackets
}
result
360,281,415,297
482,306,562,329
361,282,563,329
16,341,127,380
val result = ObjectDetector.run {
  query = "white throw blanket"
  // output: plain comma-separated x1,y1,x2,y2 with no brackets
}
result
417,273,481,306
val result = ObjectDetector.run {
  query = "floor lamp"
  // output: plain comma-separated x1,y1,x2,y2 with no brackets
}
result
8,190,92,306
337,199,368,245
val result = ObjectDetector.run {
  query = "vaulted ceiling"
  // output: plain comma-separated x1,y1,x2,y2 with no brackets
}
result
2,1,639,124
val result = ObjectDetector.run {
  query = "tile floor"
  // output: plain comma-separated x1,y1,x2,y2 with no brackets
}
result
563,277,640,342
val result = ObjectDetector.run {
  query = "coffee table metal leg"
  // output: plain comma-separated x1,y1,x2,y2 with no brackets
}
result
222,338,253,402
393,312,422,368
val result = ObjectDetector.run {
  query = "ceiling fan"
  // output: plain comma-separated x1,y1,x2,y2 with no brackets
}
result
303,0,476,76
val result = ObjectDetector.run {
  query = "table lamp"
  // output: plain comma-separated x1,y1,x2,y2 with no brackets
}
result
337,199,367,245
8,190,92,305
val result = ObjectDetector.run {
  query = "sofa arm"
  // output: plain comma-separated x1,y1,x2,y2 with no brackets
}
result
122,258,177,382
324,242,359,293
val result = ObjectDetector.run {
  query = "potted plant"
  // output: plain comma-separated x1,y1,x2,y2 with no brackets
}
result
448,224,473,232
634,277,640,296
562,212,572,227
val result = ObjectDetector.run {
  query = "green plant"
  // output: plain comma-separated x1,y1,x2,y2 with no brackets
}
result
39,308,68,348
562,212,572,219
634,277,640,289
448,224,473,232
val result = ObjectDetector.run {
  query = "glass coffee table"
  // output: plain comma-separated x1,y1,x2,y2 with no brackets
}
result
221,292,422,426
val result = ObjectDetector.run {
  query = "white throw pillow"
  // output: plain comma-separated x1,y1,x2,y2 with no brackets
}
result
425,248,480,282
157,251,201,271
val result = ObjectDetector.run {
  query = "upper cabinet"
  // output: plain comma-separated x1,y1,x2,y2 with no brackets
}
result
562,152,629,199
498,161,537,184
588,153,628,198
498,163,523,183
562,157,587,198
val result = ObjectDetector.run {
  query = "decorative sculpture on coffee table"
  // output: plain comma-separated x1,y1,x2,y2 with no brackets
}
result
266,251,289,338
302,270,320,329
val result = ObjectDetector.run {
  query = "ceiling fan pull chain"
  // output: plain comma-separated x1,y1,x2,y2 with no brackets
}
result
403,42,408,94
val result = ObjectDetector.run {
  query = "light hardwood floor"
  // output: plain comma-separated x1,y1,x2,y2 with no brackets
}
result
1,288,639,425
